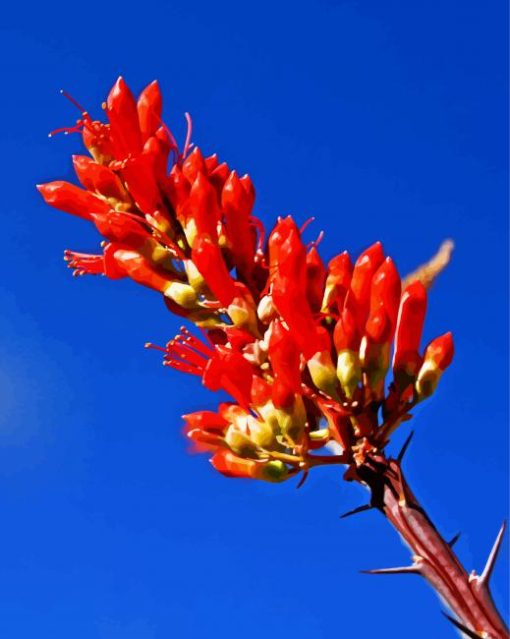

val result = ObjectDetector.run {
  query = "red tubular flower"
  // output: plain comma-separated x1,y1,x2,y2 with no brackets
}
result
89,211,150,247
349,241,385,332
106,76,142,159
392,280,428,382
37,181,111,220
305,246,327,313
63,250,105,276
268,320,302,409
137,80,163,142
113,249,173,293
322,251,353,313
81,119,115,164
192,235,237,307
202,346,256,407
64,242,128,279
72,155,128,202
365,257,402,344
221,170,256,280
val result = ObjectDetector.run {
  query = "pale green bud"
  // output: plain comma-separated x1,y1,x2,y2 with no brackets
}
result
336,349,361,398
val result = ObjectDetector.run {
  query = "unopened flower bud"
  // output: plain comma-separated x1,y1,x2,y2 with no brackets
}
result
185,259,206,292
415,332,454,398
307,350,339,398
210,451,288,482
164,281,199,309
225,426,259,458
228,296,258,333
359,336,390,394
259,460,288,482
258,397,306,447
336,349,361,398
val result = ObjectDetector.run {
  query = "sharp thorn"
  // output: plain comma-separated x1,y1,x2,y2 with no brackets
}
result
397,430,415,463
295,470,309,489
448,532,461,548
339,504,373,519
361,565,419,576
441,612,482,638
480,520,506,585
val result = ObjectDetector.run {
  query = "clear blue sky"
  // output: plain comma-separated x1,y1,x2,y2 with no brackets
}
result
1,1,507,637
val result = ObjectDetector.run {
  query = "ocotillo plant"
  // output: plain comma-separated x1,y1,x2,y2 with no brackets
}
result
38,77,508,638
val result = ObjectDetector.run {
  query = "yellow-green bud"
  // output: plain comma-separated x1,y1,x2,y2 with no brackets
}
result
415,360,441,398
308,351,339,398
259,460,288,482
185,260,206,292
336,349,361,398
225,426,258,458
164,282,199,309
360,338,390,391
228,297,258,333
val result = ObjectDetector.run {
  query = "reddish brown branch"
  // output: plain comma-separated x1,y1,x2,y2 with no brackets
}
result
355,456,508,638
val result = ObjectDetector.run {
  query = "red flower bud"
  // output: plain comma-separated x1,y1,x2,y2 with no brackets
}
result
416,332,454,397
393,281,428,376
192,235,237,307
183,410,228,434
268,320,302,409
182,147,207,184
208,162,231,194
211,450,288,482
333,306,359,352
186,172,221,242
365,257,401,343
142,133,171,183
204,154,219,173
106,76,142,158
322,251,353,312
268,216,300,274
306,246,327,313
121,154,162,214
423,332,454,371
349,241,385,331
37,181,111,220
137,80,163,142
222,170,256,278
166,165,191,218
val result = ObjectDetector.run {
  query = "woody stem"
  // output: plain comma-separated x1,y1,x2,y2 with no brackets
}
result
356,456,508,638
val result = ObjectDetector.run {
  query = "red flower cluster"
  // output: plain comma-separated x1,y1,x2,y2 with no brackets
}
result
38,77,453,482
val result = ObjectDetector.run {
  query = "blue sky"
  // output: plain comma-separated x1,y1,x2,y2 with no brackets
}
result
1,1,508,637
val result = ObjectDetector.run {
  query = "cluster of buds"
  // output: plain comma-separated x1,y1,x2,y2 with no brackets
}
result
38,77,454,482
